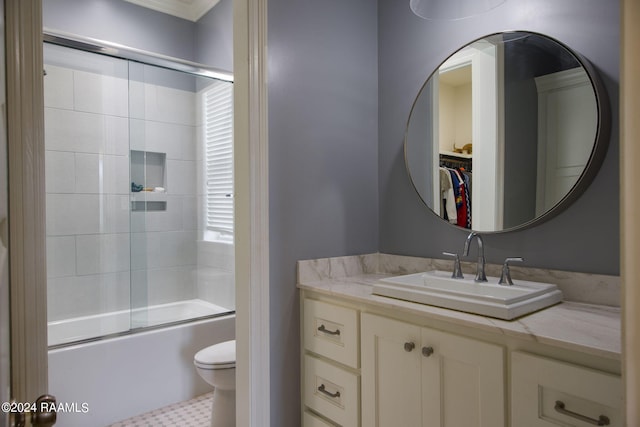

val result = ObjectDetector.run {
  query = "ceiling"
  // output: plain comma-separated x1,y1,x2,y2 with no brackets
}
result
123,0,220,22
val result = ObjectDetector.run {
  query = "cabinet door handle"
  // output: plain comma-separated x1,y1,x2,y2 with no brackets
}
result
317,324,340,336
554,400,610,426
318,384,341,399
422,346,434,357
404,342,416,352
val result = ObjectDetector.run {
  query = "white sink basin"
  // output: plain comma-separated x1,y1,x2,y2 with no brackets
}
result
373,270,563,320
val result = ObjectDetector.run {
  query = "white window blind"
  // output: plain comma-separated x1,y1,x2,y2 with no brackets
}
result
204,80,234,240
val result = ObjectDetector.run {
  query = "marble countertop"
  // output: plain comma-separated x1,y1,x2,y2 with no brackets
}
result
298,254,621,361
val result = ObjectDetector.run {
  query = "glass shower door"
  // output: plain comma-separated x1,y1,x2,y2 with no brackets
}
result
44,39,235,347
44,43,132,346
128,61,235,330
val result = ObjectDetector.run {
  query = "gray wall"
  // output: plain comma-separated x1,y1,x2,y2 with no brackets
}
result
379,0,619,275
195,0,233,71
267,0,379,424
406,81,435,208
43,0,196,61
43,0,233,72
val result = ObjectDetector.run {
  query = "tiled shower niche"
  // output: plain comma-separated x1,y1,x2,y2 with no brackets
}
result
131,150,167,211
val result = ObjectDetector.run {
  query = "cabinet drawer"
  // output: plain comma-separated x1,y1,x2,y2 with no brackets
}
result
511,351,622,426
303,410,337,427
304,299,358,368
304,355,359,427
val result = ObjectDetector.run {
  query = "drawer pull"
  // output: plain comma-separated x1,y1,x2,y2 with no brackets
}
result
318,384,341,399
422,346,434,357
554,400,610,426
317,324,341,336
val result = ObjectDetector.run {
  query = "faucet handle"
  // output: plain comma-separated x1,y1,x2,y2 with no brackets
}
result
442,252,464,279
498,257,524,286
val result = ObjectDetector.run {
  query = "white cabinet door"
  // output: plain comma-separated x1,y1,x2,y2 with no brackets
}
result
421,327,505,427
362,313,505,427
362,313,423,427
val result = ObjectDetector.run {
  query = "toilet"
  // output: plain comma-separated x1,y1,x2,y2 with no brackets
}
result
194,340,236,427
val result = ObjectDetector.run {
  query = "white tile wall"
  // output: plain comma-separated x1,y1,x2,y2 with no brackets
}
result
144,266,197,305
47,272,131,321
44,58,232,323
45,151,75,193
130,196,184,233
74,153,129,195
129,119,196,160
167,159,197,195
196,268,235,310
44,65,74,109
75,233,130,276
196,241,235,309
131,231,198,270
197,241,234,270
46,194,129,236
182,196,198,231
73,70,129,117
45,108,128,155
46,236,77,278
130,82,196,126
129,266,196,307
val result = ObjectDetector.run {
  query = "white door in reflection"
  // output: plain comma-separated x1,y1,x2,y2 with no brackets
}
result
535,68,597,214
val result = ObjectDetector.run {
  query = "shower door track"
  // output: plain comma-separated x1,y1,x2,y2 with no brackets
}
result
43,28,233,82
48,310,236,350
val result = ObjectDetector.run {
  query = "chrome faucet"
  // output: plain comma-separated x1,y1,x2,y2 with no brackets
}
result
463,232,487,282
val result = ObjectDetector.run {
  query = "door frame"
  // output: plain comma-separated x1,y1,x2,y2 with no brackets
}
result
6,0,49,404
233,0,270,425
622,0,640,423
5,0,273,424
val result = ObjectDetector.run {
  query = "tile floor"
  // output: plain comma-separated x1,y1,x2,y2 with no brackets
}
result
110,392,213,427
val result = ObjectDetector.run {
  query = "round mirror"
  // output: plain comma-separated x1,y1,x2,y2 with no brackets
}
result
405,31,610,233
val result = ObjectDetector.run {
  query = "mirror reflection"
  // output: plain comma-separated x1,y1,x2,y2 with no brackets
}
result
405,32,604,232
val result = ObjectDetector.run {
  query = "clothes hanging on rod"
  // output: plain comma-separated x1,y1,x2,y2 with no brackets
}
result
440,168,457,224
439,153,472,172
439,166,472,229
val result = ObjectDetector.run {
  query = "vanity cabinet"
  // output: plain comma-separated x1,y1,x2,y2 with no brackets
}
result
361,313,505,427
300,290,621,427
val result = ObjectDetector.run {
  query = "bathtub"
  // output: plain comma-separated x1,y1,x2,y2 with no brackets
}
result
48,302,235,427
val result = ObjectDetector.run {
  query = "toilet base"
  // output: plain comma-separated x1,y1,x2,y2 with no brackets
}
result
210,388,235,427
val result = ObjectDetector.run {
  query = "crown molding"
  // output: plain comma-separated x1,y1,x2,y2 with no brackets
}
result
123,0,220,22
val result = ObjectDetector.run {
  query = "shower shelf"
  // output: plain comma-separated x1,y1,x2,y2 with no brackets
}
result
130,193,167,212
131,192,167,202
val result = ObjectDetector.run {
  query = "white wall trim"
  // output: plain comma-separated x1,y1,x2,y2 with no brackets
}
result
234,0,270,425
123,0,220,22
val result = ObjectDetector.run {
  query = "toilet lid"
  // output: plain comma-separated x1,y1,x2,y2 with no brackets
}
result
194,340,236,369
